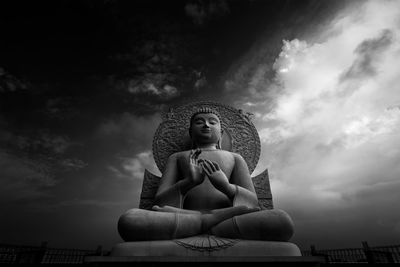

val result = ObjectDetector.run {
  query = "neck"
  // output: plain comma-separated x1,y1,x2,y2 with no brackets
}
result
195,144,218,150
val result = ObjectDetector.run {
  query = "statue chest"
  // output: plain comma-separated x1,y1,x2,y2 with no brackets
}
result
177,151,235,211
183,178,232,211
178,150,235,178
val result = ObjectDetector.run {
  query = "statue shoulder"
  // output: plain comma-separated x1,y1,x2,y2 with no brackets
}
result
168,150,190,160
231,152,248,165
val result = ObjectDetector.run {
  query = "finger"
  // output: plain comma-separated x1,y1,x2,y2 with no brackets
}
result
200,162,208,175
194,148,201,160
191,150,197,163
202,162,212,175
190,149,196,164
212,161,220,171
198,162,206,175
204,159,216,172
201,159,212,170
195,158,203,166
152,205,160,211
199,162,208,175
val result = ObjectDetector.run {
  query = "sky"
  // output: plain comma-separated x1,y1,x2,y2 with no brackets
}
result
1,0,399,251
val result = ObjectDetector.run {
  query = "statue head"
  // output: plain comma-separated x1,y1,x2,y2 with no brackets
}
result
189,108,223,149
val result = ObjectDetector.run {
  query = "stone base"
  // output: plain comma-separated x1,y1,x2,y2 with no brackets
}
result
85,256,325,267
110,236,301,257
85,236,322,266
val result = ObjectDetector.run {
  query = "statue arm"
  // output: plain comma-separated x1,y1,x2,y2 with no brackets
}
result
202,154,258,208
154,151,204,208
230,154,259,208
154,154,184,208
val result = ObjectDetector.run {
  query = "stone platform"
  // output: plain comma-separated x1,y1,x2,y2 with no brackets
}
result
85,236,324,266
110,237,301,257
85,256,325,267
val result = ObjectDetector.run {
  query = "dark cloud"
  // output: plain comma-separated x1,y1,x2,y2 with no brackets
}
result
96,112,161,157
0,68,29,92
340,29,393,82
184,0,230,25
0,151,55,201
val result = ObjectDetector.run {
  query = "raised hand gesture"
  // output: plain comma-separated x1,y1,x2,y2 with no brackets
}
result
187,149,205,186
201,159,236,199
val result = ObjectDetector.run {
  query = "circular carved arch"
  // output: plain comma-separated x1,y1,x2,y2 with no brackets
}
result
152,101,261,175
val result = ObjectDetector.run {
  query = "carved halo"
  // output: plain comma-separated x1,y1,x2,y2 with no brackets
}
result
152,101,261,175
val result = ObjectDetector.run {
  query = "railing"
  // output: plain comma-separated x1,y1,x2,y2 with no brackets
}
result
302,241,400,264
0,242,105,264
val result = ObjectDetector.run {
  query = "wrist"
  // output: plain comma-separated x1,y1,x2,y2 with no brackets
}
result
178,179,197,195
224,183,237,200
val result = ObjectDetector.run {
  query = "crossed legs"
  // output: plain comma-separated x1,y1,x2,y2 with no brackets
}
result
118,206,293,242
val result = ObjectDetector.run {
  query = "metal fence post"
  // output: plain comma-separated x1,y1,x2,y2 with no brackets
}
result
95,245,103,256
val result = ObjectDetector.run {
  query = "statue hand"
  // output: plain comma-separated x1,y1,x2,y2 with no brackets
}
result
187,149,205,186
201,159,235,198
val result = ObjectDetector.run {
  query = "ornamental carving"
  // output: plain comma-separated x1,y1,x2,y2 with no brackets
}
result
174,235,237,252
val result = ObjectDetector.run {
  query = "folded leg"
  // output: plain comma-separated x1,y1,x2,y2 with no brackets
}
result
211,209,294,241
118,208,202,241
118,207,263,241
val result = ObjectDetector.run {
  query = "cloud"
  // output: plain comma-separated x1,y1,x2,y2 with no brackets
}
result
225,0,400,247
0,123,88,204
60,158,88,170
185,0,229,26
108,150,159,180
0,126,87,171
97,112,161,177
340,29,393,82
0,128,74,155
110,25,206,102
124,76,179,99
97,112,161,152
0,67,28,92
0,151,56,201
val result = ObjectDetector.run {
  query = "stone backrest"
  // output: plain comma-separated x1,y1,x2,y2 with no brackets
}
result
139,102,273,210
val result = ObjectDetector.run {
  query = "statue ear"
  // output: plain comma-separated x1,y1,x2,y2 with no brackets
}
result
217,128,224,149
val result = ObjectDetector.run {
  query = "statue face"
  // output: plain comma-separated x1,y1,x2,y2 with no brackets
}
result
190,113,222,146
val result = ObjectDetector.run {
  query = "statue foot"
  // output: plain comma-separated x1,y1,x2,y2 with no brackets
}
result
152,205,201,214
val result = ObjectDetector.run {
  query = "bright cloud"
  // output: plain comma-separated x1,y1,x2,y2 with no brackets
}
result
109,150,160,180
234,0,400,248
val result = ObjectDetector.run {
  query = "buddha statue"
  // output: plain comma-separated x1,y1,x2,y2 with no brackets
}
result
117,107,294,242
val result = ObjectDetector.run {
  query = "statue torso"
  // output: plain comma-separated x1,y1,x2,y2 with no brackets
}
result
177,150,236,211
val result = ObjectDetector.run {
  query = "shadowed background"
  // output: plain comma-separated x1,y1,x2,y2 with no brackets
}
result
1,0,399,250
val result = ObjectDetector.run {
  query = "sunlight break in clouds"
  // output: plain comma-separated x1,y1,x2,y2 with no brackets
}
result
108,150,159,180
245,0,400,247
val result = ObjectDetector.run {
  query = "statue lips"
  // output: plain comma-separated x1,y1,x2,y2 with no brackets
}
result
200,129,212,137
